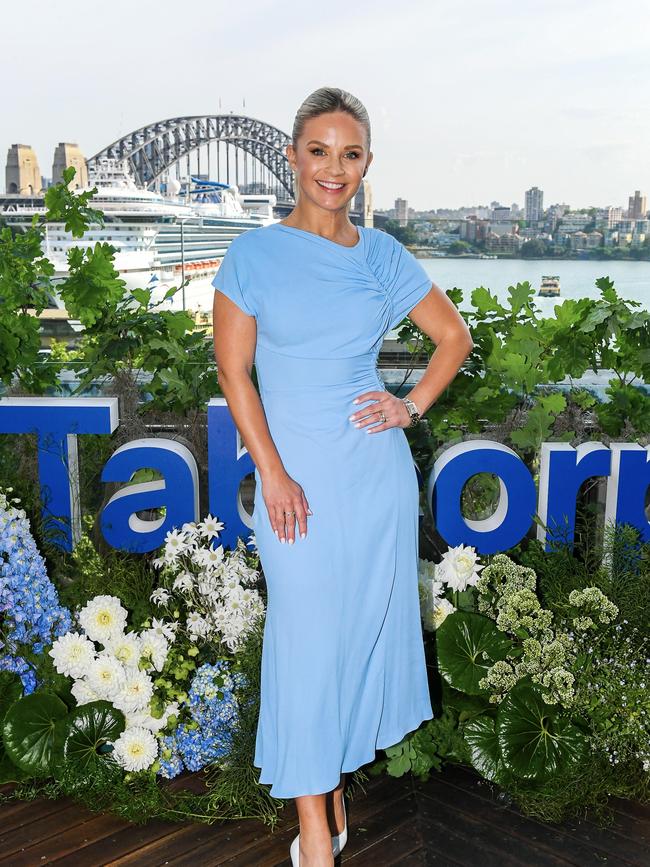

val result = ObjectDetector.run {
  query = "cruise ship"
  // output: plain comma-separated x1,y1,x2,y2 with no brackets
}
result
0,158,277,313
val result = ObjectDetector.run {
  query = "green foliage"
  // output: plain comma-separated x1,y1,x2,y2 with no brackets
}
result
2,692,68,777
496,677,587,781
435,610,512,694
60,701,125,771
58,526,155,625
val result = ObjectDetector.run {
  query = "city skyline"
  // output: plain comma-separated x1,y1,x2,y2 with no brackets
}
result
3,0,649,210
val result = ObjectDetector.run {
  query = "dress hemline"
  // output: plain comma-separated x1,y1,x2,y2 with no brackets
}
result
254,706,436,799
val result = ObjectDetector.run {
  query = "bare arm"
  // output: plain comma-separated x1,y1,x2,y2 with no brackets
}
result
212,289,311,543
405,281,474,415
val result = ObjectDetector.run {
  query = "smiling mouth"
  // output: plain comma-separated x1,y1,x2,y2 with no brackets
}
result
316,180,346,191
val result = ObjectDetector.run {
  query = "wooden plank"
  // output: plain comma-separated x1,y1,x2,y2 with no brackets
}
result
342,810,422,865
436,764,650,866
8,814,129,867
0,802,101,861
55,819,184,866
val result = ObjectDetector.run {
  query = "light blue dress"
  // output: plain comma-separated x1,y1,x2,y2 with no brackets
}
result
212,222,434,798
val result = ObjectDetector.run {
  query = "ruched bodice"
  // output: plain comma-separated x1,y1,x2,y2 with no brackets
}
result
212,221,434,798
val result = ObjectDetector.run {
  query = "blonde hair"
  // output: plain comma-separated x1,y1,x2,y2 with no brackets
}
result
292,86,371,151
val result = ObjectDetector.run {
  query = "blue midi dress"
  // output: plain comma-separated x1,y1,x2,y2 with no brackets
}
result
212,222,434,798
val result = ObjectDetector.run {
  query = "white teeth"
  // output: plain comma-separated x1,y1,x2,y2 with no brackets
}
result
317,180,344,189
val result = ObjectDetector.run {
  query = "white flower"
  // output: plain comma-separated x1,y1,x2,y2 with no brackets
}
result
125,701,179,733
197,514,224,540
431,598,456,630
71,678,101,706
197,574,219,597
49,632,96,678
140,630,169,671
163,528,190,559
180,521,199,539
187,611,209,638
438,544,484,592
150,618,178,641
172,572,194,592
105,632,142,668
150,588,170,606
112,727,158,772
78,595,128,643
195,544,225,569
86,654,126,699
113,670,154,713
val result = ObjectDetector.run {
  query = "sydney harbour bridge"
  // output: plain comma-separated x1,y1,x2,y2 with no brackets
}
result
89,114,297,206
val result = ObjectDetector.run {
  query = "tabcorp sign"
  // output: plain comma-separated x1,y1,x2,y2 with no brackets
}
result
1,397,648,555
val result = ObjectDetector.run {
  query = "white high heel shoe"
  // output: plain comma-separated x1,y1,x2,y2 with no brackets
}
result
289,793,348,865
332,792,348,857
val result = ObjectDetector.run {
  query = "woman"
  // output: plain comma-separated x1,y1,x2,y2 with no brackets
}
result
212,87,473,866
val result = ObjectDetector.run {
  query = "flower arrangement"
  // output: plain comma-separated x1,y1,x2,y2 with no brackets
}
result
402,534,650,822
150,517,264,651
48,595,180,772
0,487,71,694
0,491,268,825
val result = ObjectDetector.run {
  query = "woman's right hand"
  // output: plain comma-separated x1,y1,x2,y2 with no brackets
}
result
259,468,312,544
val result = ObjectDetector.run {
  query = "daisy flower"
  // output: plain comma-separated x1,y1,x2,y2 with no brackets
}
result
113,727,158,772
49,633,96,678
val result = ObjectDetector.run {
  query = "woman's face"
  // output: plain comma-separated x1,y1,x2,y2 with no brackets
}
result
288,110,372,212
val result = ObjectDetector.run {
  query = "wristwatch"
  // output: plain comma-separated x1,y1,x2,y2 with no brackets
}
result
401,396,421,427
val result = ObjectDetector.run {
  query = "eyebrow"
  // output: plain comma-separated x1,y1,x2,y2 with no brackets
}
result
305,139,363,149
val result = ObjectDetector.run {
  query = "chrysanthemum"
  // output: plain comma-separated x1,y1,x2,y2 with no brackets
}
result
113,669,155,714
431,598,456,630
112,727,158,772
86,654,126,699
105,632,142,668
438,544,484,592
48,632,96,678
78,595,128,643
71,678,101,706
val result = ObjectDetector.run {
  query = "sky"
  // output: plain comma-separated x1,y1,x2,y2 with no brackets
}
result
3,0,649,211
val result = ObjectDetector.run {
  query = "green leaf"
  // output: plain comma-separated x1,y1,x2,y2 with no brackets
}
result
60,701,125,772
463,714,512,785
2,692,68,777
496,678,588,781
436,611,513,694
0,754,30,784
0,672,23,722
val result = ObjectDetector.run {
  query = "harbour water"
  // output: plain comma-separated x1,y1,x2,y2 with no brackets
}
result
382,256,650,398
416,256,650,312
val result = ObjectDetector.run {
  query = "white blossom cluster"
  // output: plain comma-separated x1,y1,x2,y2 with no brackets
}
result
418,543,484,630
150,516,265,651
48,594,179,772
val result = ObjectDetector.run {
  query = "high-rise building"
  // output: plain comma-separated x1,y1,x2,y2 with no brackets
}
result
394,197,408,226
5,144,42,195
52,143,88,188
353,178,374,227
627,190,647,219
525,186,544,223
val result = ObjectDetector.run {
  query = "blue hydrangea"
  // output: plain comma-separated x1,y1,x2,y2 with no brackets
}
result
0,488,72,693
158,660,248,778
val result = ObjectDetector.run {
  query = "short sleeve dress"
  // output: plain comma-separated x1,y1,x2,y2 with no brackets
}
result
212,222,434,798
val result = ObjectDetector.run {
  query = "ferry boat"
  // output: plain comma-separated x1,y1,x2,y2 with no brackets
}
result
538,275,561,297
0,158,278,313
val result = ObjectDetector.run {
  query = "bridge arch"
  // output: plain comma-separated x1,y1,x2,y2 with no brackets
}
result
88,114,295,198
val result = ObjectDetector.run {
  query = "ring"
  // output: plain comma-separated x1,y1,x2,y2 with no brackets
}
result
284,510,296,516
379,411,386,423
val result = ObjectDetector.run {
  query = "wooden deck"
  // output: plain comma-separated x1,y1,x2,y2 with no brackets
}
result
1,762,648,866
